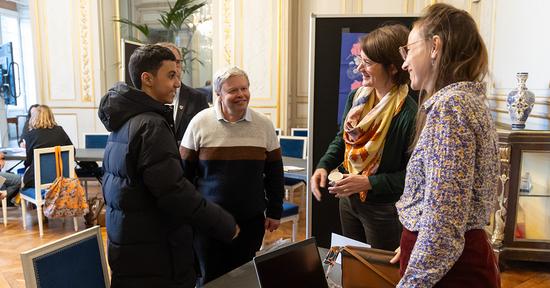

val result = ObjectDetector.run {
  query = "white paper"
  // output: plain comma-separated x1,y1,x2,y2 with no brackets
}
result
0,147,25,154
283,165,305,172
330,233,371,264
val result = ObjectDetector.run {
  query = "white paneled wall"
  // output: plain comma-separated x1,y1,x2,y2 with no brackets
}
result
30,0,115,148
488,0,550,130
213,0,288,129
28,0,550,145
287,0,550,129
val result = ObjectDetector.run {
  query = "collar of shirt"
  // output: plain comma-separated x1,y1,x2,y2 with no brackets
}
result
171,87,180,121
422,81,486,111
214,99,252,123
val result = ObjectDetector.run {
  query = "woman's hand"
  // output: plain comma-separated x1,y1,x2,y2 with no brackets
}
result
310,168,328,201
390,246,400,264
328,174,371,198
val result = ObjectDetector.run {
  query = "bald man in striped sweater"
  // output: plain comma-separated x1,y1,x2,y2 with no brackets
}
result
180,67,284,286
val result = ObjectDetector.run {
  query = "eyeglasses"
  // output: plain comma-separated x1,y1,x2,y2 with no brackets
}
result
398,39,427,61
353,56,374,68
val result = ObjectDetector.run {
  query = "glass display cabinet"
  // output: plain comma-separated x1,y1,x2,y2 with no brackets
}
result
491,128,550,265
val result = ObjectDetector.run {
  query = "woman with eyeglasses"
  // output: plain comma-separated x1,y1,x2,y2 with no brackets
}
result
390,3,500,287
310,23,417,251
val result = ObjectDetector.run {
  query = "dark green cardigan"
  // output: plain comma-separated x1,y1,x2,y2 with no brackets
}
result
316,88,418,203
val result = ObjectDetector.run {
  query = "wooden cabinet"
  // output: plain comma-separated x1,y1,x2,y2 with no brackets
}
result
491,128,550,264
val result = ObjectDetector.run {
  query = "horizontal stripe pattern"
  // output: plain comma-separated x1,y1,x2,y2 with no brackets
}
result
199,146,267,161
180,147,198,161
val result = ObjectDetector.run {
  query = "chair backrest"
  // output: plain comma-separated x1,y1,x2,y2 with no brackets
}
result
34,145,75,190
20,226,109,288
290,128,308,137
275,128,282,136
279,136,307,159
83,133,110,149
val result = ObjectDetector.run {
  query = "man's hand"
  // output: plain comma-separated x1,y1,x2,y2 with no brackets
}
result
310,168,328,201
232,224,240,240
264,217,280,232
328,174,371,198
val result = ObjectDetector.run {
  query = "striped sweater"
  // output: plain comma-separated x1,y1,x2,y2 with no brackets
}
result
180,104,284,221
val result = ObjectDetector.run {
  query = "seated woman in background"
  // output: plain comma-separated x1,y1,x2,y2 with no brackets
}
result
22,105,72,188
18,104,40,148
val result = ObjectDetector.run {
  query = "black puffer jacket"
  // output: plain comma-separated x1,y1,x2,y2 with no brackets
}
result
99,82,236,288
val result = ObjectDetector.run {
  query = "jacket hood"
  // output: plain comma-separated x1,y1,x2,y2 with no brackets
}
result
98,82,170,131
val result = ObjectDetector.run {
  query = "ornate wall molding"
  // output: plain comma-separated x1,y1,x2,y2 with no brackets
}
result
222,0,233,65
79,0,93,102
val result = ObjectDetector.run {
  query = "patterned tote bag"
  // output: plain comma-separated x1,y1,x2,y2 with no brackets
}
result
44,146,89,218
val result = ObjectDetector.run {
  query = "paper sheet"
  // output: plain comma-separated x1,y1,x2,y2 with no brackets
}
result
330,233,371,264
283,165,305,172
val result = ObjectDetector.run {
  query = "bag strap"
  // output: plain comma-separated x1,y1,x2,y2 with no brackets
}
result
54,146,63,178
343,246,396,286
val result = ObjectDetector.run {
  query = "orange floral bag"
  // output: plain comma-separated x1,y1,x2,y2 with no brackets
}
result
44,146,89,218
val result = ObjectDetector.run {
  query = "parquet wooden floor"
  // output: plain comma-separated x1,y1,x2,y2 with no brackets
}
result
1,184,548,287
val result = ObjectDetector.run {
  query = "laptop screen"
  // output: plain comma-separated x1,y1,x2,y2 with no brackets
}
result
253,238,328,288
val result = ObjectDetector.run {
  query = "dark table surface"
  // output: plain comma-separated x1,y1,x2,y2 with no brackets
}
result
282,156,307,181
1,148,105,162
2,149,308,181
204,247,341,288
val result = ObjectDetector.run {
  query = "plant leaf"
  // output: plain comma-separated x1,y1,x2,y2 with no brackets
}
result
114,18,150,37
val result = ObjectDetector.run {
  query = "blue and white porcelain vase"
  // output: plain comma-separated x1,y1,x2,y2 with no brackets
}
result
507,72,535,129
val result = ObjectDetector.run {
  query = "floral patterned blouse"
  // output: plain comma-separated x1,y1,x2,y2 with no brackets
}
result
396,81,499,287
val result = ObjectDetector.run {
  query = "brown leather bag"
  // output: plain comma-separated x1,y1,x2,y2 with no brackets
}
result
341,246,400,288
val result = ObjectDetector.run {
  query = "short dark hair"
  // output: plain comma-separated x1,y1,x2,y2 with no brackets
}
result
26,104,40,118
361,23,410,86
128,44,176,89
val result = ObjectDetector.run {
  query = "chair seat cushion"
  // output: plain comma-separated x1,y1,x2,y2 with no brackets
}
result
17,167,26,176
281,202,299,218
284,177,304,186
20,187,47,200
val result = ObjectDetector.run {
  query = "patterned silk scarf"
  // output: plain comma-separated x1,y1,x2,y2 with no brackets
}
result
343,84,409,201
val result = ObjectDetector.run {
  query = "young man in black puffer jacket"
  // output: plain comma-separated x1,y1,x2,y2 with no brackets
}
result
98,45,239,288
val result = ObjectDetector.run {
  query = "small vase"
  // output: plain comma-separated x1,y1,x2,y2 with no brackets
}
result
507,72,535,130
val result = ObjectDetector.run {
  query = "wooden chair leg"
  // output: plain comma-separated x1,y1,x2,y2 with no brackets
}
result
292,218,297,242
37,205,44,237
1,196,7,227
21,198,27,229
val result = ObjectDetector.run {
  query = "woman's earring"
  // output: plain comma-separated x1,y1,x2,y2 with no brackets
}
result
431,57,436,66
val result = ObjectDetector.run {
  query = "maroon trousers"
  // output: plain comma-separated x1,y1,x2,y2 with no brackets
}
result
399,228,501,287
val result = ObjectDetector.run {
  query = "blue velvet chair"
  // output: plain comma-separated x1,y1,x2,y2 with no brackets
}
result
80,133,109,195
20,145,77,237
279,136,307,160
83,133,109,149
280,202,300,242
20,226,109,288
290,128,308,137
279,136,308,205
